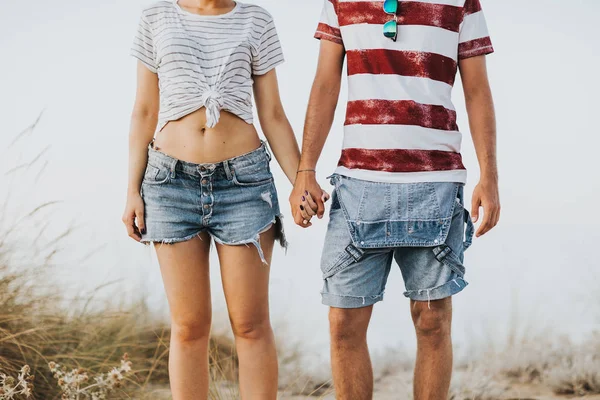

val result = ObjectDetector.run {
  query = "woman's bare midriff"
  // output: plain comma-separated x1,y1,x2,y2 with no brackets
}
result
153,108,262,164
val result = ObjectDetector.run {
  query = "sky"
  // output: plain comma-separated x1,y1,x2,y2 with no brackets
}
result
1,0,600,364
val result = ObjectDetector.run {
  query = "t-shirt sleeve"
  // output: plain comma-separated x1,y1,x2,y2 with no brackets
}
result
458,0,494,60
252,14,285,76
314,0,343,46
130,13,158,73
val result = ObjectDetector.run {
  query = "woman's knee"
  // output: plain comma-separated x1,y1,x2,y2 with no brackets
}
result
171,317,212,344
230,318,273,341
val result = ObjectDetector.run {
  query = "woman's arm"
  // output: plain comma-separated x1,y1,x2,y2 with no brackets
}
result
253,69,300,185
122,62,159,242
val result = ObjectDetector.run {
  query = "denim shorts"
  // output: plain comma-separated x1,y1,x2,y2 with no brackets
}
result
320,174,474,308
140,141,286,263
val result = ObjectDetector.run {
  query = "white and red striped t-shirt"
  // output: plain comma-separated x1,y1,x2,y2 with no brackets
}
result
315,0,494,183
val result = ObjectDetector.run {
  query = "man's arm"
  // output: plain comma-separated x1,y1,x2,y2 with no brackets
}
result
290,40,345,228
459,55,500,237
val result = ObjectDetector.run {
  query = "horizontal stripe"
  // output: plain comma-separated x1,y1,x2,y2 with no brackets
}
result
347,49,457,86
338,148,465,173
316,22,341,39
337,1,462,32
458,37,493,59
132,2,283,132
458,10,490,43
347,74,453,109
340,23,459,60
315,31,344,45
345,100,458,131
334,166,467,184
337,0,463,6
463,0,483,16
343,124,462,152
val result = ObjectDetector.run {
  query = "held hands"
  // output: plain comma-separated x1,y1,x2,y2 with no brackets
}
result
471,178,501,237
122,192,146,242
289,171,330,228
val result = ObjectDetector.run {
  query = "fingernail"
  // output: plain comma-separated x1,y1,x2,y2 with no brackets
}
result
471,217,477,222
300,205,305,211
303,220,308,225
301,196,306,201
304,191,308,196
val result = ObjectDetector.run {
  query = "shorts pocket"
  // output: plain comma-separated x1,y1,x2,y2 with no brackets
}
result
142,163,171,185
231,162,273,187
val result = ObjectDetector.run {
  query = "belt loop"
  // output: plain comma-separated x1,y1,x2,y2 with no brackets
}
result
223,160,233,180
263,141,272,162
170,158,178,179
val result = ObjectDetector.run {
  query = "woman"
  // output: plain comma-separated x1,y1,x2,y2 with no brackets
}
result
122,1,321,398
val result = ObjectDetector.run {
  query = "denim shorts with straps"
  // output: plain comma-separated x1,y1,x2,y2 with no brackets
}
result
320,174,474,308
140,141,286,264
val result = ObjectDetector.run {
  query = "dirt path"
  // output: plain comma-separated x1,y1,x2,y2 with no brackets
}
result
142,379,600,400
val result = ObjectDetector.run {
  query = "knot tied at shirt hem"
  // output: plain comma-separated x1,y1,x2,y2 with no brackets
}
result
202,90,224,128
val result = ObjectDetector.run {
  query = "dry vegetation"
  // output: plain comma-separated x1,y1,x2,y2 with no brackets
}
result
1,118,599,399
0,118,332,400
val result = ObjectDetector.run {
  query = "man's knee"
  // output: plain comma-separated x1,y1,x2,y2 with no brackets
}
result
411,298,452,338
329,306,372,345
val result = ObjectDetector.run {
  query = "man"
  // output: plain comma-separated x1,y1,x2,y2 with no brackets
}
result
290,0,499,398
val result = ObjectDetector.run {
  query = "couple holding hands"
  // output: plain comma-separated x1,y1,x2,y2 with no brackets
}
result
124,0,499,398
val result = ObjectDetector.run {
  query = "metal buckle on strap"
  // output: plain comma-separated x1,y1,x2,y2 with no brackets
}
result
345,244,364,262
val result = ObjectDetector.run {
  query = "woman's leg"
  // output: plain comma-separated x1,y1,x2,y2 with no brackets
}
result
216,227,278,400
156,233,212,400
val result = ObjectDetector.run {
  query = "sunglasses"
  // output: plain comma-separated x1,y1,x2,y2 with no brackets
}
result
383,0,399,41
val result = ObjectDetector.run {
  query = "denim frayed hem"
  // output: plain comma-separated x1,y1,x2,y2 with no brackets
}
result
321,291,385,309
141,215,286,265
140,230,207,246
403,277,469,304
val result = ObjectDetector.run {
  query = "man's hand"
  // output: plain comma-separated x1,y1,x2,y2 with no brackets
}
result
290,172,330,228
471,179,500,237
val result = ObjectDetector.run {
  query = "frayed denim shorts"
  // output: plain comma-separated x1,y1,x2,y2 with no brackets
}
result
320,174,474,308
140,141,286,263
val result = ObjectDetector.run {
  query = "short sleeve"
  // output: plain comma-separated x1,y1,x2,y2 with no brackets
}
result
314,0,343,46
252,14,285,76
458,0,494,60
130,13,158,73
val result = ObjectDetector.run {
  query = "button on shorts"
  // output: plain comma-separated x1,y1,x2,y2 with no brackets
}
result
140,142,286,263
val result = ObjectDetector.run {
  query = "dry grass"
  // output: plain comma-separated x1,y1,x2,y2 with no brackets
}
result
0,119,239,399
3,117,599,399
0,117,335,400
0,255,242,399
490,333,600,396
449,364,508,400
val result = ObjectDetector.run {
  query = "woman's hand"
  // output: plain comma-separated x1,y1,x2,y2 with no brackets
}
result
122,192,146,242
290,172,330,228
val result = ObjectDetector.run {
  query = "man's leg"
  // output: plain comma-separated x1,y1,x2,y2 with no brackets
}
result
329,305,374,400
411,297,453,400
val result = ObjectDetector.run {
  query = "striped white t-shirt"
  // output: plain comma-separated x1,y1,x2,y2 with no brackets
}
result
315,0,494,184
131,0,284,131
